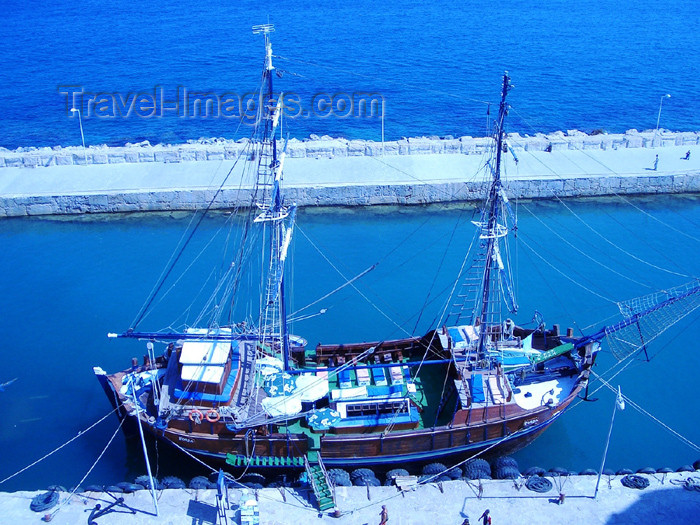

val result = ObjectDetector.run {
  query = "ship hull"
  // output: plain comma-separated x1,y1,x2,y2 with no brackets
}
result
95,365,582,468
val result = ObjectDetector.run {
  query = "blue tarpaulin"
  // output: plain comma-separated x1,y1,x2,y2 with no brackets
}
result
471,374,485,403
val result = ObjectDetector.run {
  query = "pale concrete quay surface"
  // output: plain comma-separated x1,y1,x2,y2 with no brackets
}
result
1,473,698,525
0,130,698,217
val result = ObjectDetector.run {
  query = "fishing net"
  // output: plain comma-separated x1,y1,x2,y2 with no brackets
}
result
605,280,700,361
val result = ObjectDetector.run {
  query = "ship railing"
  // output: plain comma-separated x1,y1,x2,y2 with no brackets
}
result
316,452,334,492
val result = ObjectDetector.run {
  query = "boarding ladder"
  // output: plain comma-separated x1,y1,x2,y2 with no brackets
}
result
304,450,336,512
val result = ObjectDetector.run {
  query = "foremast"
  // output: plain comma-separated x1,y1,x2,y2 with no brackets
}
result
111,26,297,374
252,24,296,371
473,72,518,360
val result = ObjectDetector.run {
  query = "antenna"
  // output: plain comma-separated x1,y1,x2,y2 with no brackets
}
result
253,24,275,71
252,24,275,35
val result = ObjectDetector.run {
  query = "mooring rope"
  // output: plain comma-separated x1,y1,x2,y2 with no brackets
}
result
670,476,700,491
591,370,700,453
48,417,126,520
525,475,553,493
620,474,650,490
0,406,119,486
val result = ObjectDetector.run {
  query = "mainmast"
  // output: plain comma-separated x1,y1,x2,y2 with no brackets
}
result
474,72,516,359
252,24,296,370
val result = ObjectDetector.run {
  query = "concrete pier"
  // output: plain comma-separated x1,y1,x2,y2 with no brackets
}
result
0,130,698,217
0,472,697,524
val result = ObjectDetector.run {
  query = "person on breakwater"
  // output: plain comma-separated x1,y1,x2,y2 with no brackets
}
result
684,151,691,160
479,509,491,525
379,505,388,525
653,154,659,171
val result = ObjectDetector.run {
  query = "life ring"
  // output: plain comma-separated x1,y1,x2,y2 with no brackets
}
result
205,409,220,423
188,409,204,423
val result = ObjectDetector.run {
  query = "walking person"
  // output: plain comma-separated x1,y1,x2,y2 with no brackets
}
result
684,150,691,160
479,509,491,525
653,154,659,171
379,504,388,525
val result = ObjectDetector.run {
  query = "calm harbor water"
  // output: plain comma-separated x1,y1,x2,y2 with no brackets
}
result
0,195,698,490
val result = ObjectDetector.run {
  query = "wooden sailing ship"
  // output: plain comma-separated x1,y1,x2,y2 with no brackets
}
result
94,26,700,480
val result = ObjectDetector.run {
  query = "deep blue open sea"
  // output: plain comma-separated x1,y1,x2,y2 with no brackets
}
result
0,0,699,149
0,0,699,492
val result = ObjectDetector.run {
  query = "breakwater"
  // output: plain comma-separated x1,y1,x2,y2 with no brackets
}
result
3,129,699,166
0,130,698,217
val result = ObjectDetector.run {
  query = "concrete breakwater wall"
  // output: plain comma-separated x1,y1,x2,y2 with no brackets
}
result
0,129,699,217
3,172,700,218
1,129,699,168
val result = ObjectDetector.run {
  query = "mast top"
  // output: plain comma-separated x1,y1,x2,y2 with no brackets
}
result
252,23,275,35
253,24,275,71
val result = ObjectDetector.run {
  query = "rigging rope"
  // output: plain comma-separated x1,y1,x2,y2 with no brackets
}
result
0,407,119,486
48,417,126,520
296,226,411,336
553,194,689,279
131,139,252,330
517,235,618,304
369,151,492,201
505,105,698,280
609,193,700,244
571,296,700,428
601,207,692,277
131,67,270,331
288,262,378,318
520,203,653,289
413,207,464,333
591,370,700,453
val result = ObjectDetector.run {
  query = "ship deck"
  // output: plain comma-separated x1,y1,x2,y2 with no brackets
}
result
278,360,456,436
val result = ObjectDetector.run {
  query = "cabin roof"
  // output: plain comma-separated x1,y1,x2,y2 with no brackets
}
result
180,340,231,365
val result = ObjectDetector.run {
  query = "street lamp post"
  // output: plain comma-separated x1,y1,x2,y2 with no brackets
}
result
381,98,385,156
654,94,671,146
70,107,88,164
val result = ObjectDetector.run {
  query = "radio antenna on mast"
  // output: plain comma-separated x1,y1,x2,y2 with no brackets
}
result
252,23,275,35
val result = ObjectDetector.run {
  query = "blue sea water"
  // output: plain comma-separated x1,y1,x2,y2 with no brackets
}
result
0,0,699,492
0,0,698,149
